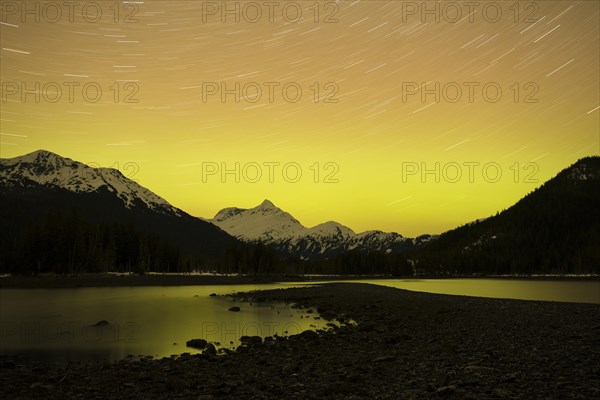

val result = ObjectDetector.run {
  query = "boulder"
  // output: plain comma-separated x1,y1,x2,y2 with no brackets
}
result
186,339,208,349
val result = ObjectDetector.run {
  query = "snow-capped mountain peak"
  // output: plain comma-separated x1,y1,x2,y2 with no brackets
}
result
256,199,276,210
0,150,181,216
210,199,305,242
306,221,356,239
208,200,414,259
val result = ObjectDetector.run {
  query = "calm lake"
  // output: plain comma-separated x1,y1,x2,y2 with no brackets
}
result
0,283,323,365
350,278,600,304
1,279,598,364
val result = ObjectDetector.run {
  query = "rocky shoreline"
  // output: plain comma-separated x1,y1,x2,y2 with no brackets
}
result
2,283,599,399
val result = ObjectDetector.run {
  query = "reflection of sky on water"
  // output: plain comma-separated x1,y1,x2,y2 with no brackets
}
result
0,284,327,364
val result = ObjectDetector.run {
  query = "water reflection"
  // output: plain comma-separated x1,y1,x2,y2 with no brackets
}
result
351,279,600,304
0,284,327,365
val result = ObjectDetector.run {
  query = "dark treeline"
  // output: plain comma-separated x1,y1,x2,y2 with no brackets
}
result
2,203,598,276
0,208,414,276
407,216,600,276
0,209,298,276
299,250,414,276
1,210,185,275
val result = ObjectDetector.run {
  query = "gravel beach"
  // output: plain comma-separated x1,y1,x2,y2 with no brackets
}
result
1,283,599,399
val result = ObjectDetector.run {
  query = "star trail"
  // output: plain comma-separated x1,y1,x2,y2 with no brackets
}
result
0,0,598,236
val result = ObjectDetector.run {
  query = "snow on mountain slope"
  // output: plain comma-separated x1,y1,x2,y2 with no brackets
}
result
209,200,413,259
306,221,356,240
211,200,305,242
0,150,181,216
212,207,246,222
348,230,408,253
567,161,600,181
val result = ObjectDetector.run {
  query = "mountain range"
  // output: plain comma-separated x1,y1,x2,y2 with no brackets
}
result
1,150,598,275
0,150,432,264
208,199,433,260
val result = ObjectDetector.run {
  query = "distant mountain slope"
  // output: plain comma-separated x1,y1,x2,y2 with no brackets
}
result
0,150,180,215
412,157,600,275
208,200,426,260
212,200,306,242
0,150,237,274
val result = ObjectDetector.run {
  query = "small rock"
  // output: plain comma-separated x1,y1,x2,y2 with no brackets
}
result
556,381,576,388
464,365,498,374
240,335,262,345
502,372,519,383
436,385,456,394
204,343,217,355
228,306,241,312
186,339,208,349
297,330,319,340
373,355,396,362
435,373,450,387
167,376,190,391
93,320,109,327
493,388,512,397
30,382,54,391
209,293,217,297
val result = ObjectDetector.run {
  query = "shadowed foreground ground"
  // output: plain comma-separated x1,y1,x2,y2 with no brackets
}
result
2,283,599,399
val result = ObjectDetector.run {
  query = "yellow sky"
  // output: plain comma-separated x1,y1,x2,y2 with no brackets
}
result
1,1,598,236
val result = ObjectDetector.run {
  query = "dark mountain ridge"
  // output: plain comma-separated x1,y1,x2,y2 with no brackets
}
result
0,150,237,274
410,157,600,275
